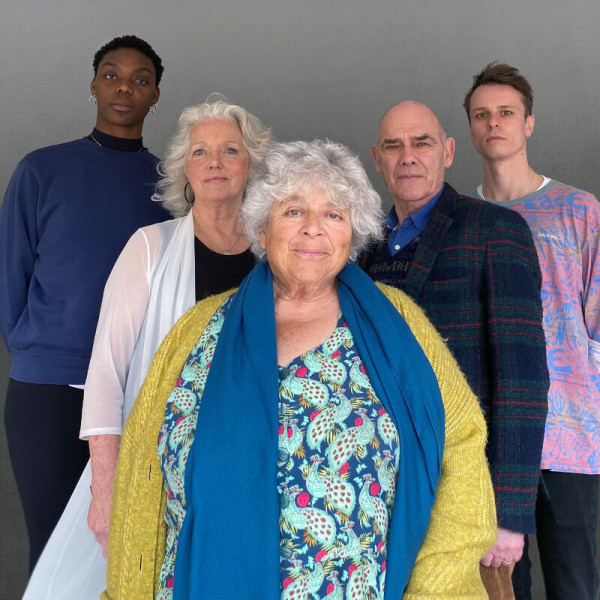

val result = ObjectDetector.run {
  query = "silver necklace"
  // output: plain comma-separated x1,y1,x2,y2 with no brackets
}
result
89,132,145,153
482,169,538,202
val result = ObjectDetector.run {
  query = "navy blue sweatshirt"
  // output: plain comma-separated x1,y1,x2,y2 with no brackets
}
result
0,137,169,384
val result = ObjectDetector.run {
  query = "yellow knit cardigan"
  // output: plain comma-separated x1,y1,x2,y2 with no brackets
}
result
103,284,496,599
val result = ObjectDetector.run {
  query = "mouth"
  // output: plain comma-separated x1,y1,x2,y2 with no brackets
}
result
204,176,228,183
293,249,328,258
486,136,505,142
110,102,134,112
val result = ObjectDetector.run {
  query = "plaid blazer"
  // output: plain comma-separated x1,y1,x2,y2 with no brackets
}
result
361,183,549,534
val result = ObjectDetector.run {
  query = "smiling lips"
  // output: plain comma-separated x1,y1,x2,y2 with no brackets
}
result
293,248,328,258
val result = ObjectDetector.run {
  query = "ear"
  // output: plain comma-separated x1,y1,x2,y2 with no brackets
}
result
525,113,535,138
371,145,382,174
259,229,266,250
152,86,160,105
444,137,456,168
90,78,97,96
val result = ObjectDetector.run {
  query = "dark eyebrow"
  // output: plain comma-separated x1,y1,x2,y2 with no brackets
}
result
382,138,400,145
471,104,518,113
99,61,154,74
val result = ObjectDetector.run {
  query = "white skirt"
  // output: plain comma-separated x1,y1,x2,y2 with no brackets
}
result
23,461,106,599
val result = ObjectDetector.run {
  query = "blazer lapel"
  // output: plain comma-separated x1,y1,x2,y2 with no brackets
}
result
402,185,457,302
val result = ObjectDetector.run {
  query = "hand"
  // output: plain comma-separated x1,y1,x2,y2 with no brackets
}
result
88,489,112,558
87,434,121,558
480,526,524,568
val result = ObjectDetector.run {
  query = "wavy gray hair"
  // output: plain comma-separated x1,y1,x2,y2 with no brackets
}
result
157,95,271,217
242,139,383,261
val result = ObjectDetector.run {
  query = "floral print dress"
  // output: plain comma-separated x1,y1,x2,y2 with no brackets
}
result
156,298,400,600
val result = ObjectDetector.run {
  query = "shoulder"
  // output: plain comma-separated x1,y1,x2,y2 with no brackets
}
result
162,290,237,353
547,180,600,211
451,189,528,226
11,139,87,175
440,188,532,246
377,283,425,320
376,284,449,354
138,216,183,239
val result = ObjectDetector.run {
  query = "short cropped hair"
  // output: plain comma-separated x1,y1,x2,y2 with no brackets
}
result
157,95,271,217
242,139,383,261
463,61,533,122
93,35,164,86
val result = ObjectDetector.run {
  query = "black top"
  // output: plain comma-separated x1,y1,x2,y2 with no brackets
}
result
194,237,256,301
87,128,146,152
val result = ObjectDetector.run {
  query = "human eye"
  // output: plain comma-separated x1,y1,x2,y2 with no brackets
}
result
225,147,238,155
382,143,398,152
104,72,117,80
501,110,513,116
327,212,343,220
192,148,205,156
474,112,487,119
284,207,302,216
135,77,149,85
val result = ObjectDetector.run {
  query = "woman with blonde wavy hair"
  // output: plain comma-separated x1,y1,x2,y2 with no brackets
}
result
82,95,271,555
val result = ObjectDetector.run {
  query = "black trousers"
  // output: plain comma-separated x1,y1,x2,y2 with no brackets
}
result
512,470,600,600
4,379,89,573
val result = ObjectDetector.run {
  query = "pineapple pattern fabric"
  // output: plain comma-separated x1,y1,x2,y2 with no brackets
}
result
157,298,400,600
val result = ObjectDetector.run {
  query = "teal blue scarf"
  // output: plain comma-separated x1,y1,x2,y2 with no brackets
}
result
174,260,444,599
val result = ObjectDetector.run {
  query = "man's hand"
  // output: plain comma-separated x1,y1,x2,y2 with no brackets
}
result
480,527,524,567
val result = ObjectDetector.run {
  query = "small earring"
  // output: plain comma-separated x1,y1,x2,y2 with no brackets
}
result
149,103,158,113
89,94,97,105
184,182,194,205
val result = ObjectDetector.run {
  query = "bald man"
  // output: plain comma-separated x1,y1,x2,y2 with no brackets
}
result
360,101,549,597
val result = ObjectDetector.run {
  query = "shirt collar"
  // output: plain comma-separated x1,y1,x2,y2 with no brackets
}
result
385,183,445,232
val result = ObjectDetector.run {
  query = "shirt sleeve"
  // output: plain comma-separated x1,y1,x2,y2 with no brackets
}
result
80,227,159,438
581,195,600,367
0,160,39,347
384,288,496,599
484,209,549,533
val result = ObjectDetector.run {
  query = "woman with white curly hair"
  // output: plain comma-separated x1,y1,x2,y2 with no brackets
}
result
104,139,495,599
56,97,270,593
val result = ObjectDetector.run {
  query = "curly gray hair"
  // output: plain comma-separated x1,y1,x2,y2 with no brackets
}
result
242,139,383,261
157,95,271,217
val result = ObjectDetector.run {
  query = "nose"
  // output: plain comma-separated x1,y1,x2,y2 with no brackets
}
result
117,79,133,95
301,210,323,236
487,114,500,129
400,148,416,166
208,151,223,168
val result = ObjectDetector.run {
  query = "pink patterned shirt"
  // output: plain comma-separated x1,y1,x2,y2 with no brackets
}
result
475,180,600,474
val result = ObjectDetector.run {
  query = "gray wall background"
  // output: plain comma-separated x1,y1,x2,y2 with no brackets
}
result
1,1,599,597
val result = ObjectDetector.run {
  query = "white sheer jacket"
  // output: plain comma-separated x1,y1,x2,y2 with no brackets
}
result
80,211,195,438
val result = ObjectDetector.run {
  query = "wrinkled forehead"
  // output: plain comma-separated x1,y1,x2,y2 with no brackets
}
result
278,179,351,209
378,104,445,143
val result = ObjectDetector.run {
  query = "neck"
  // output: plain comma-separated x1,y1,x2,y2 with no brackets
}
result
94,121,144,140
192,196,248,255
393,186,442,222
89,128,145,152
273,278,339,307
480,155,539,203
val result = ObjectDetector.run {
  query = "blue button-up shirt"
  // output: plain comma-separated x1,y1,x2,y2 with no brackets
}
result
386,185,445,255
